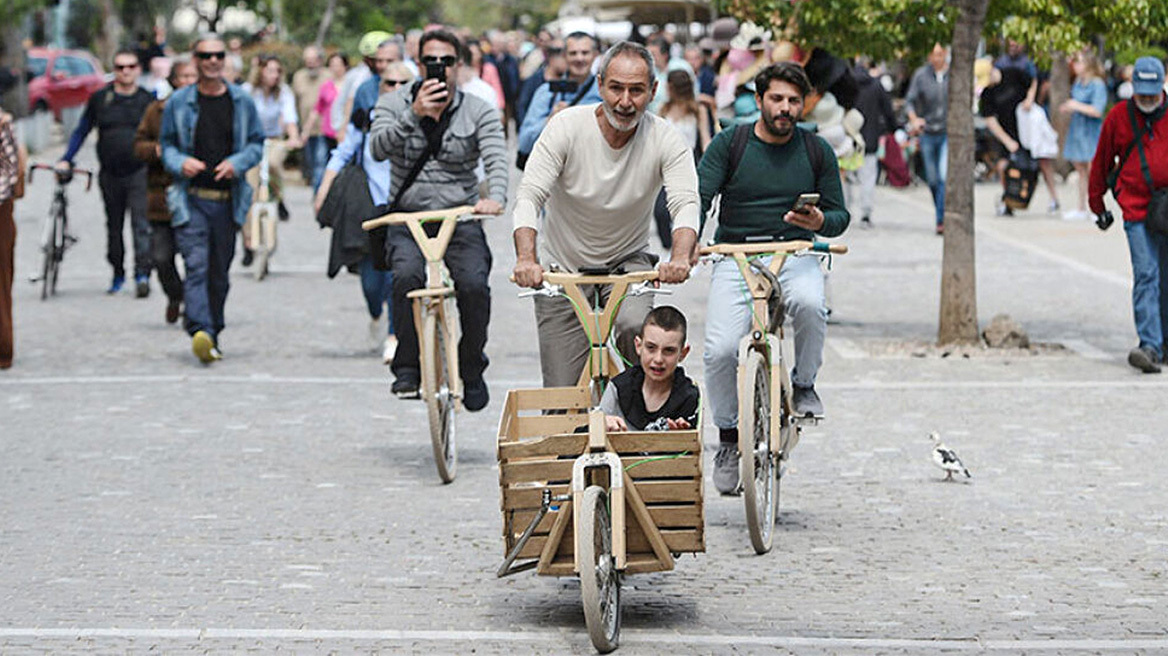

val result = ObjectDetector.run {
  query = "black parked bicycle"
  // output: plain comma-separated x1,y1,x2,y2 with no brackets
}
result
28,163,92,300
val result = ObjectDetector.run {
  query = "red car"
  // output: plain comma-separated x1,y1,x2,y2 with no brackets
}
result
27,47,107,120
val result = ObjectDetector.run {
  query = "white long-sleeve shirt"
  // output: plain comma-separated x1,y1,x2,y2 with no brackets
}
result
513,104,700,272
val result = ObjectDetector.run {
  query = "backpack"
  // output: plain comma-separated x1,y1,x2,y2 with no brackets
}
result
721,122,826,194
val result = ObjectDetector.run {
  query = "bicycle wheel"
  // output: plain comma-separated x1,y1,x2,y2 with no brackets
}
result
739,349,776,554
50,209,66,296
421,306,457,483
579,485,620,653
40,202,60,300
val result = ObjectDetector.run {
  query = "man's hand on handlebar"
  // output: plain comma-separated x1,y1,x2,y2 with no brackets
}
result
473,198,503,215
657,258,691,284
513,259,544,288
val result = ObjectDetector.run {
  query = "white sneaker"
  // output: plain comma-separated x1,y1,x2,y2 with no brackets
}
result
382,335,398,365
1062,210,1090,221
368,317,384,351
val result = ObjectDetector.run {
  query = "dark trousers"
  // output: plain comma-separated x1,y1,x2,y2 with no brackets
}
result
0,198,14,367
175,196,236,338
99,168,151,278
151,222,184,303
387,220,491,383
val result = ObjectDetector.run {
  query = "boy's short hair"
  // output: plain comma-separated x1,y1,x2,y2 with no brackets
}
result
641,305,687,343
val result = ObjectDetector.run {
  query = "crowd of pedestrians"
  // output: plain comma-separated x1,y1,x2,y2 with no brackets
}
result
0,19,1165,384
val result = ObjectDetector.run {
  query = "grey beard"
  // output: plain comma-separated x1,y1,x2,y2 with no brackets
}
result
602,103,640,132
1136,97,1164,114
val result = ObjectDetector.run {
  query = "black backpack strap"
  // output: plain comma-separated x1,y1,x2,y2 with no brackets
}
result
801,128,825,191
1109,101,1148,193
720,122,753,194
568,76,595,107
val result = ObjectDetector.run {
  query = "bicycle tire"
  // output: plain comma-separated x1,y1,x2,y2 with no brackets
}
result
421,306,457,483
40,201,61,300
579,485,620,653
739,348,776,555
51,208,66,296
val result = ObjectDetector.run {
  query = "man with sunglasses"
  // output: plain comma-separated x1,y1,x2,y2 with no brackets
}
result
348,40,404,130
370,29,508,409
517,32,601,168
58,49,155,297
160,33,264,364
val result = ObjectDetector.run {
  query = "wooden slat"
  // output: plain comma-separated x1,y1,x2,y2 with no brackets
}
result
541,553,673,577
501,483,570,510
499,435,586,460
536,499,573,573
497,391,518,441
633,479,703,504
500,454,699,486
512,414,589,439
621,455,701,479
499,459,574,485
517,527,702,559
504,503,700,541
608,431,702,454
622,470,674,570
510,387,591,411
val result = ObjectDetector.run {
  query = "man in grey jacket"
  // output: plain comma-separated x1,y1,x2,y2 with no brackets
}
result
370,29,507,410
905,43,949,233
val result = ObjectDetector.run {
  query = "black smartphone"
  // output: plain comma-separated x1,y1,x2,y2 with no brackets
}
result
548,79,579,95
424,61,446,86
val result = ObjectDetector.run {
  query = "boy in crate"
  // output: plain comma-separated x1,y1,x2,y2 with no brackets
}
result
599,306,701,432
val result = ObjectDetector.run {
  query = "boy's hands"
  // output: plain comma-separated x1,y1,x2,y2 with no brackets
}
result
604,416,628,432
665,418,691,430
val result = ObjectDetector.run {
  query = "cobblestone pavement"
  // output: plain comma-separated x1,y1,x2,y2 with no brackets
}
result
2,145,1166,654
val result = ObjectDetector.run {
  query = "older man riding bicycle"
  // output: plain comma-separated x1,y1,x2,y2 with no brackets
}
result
697,62,851,494
512,40,699,388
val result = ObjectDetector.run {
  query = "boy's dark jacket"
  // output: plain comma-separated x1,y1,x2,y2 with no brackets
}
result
611,365,700,431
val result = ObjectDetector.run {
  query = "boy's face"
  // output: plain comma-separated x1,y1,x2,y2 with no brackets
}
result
635,324,689,384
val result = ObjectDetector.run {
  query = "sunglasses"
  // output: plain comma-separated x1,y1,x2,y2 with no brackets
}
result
114,63,139,71
382,78,410,87
196,51,226,61
421,55,457,67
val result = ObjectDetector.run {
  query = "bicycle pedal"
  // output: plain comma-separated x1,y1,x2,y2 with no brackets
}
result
792,415,822,427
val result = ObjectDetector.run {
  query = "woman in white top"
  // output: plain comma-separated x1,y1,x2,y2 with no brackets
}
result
242,56,301,263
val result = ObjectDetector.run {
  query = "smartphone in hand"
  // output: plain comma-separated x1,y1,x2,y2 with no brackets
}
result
424,61,446,86
793,192,820,214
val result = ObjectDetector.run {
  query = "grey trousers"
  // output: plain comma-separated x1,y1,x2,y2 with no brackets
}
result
533,254,656,388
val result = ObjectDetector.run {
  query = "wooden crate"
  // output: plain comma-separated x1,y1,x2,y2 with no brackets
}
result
497,387,705,576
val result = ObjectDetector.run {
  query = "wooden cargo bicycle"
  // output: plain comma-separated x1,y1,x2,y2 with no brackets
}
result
499,270,702,653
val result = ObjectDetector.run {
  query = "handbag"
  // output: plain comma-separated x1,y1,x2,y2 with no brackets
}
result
1002,148,1039,210
1136,137,1168,234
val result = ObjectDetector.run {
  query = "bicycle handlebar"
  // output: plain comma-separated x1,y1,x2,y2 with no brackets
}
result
29,163,94,191
699,240,848,256
362,205,495,231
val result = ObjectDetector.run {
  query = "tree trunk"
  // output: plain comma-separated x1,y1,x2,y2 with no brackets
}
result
937,0,989,345
96,0,124,67
314,0,337,48
1,25,28,119
1047,53,1072,177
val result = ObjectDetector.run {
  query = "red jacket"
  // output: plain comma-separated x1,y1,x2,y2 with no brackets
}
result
1089,96,1168,222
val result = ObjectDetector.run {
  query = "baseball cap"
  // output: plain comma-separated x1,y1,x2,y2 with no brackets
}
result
1132,56,1165,96
358,31,393,58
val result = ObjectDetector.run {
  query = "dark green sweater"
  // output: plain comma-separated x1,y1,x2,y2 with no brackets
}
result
698,126,850,243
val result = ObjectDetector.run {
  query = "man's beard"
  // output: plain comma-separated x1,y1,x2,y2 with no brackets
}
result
1135,96,1164,115
761,111,796,138
602,102,641,132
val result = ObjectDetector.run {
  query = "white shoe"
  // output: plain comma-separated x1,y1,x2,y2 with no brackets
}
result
368,317,384,351
1062,210,1090,221
382,335,398,365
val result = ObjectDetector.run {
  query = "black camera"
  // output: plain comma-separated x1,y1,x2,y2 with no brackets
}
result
548,79,579,95
1096,210,1115,231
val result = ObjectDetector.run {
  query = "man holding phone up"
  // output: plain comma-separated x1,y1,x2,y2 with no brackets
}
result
370,29,507,409
517,32,603,167
696,62,850,495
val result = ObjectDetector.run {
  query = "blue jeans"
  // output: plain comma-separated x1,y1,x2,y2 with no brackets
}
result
304,135,329,193
1123,220,1168,358
919,132,947,226
175,195,237,339
358,255,394,334
703,254,826,430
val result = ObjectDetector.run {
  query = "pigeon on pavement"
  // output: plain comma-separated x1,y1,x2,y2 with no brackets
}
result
930,432,971,481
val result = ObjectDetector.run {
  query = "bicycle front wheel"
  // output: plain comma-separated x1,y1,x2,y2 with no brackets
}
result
739,348,776,554
40,204,61,300
421,306,457,483
579,485,620,653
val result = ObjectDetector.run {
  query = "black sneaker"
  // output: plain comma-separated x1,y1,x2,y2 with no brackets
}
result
392,374,421,399
1127,347,1162,374
462,377,489,412
241,248,254,267
277,201,290,221
134,274,150,299
793,385,824,417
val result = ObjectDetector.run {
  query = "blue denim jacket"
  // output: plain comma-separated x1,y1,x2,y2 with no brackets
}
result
160,83,264,227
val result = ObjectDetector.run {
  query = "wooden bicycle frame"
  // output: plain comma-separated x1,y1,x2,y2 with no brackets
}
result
541,270,659,392
363,205,476,405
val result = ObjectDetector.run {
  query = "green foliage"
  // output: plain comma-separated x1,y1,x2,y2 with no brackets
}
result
732,0,1168,67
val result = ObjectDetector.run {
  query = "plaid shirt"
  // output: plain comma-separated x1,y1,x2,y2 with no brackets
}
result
0,118,18,202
